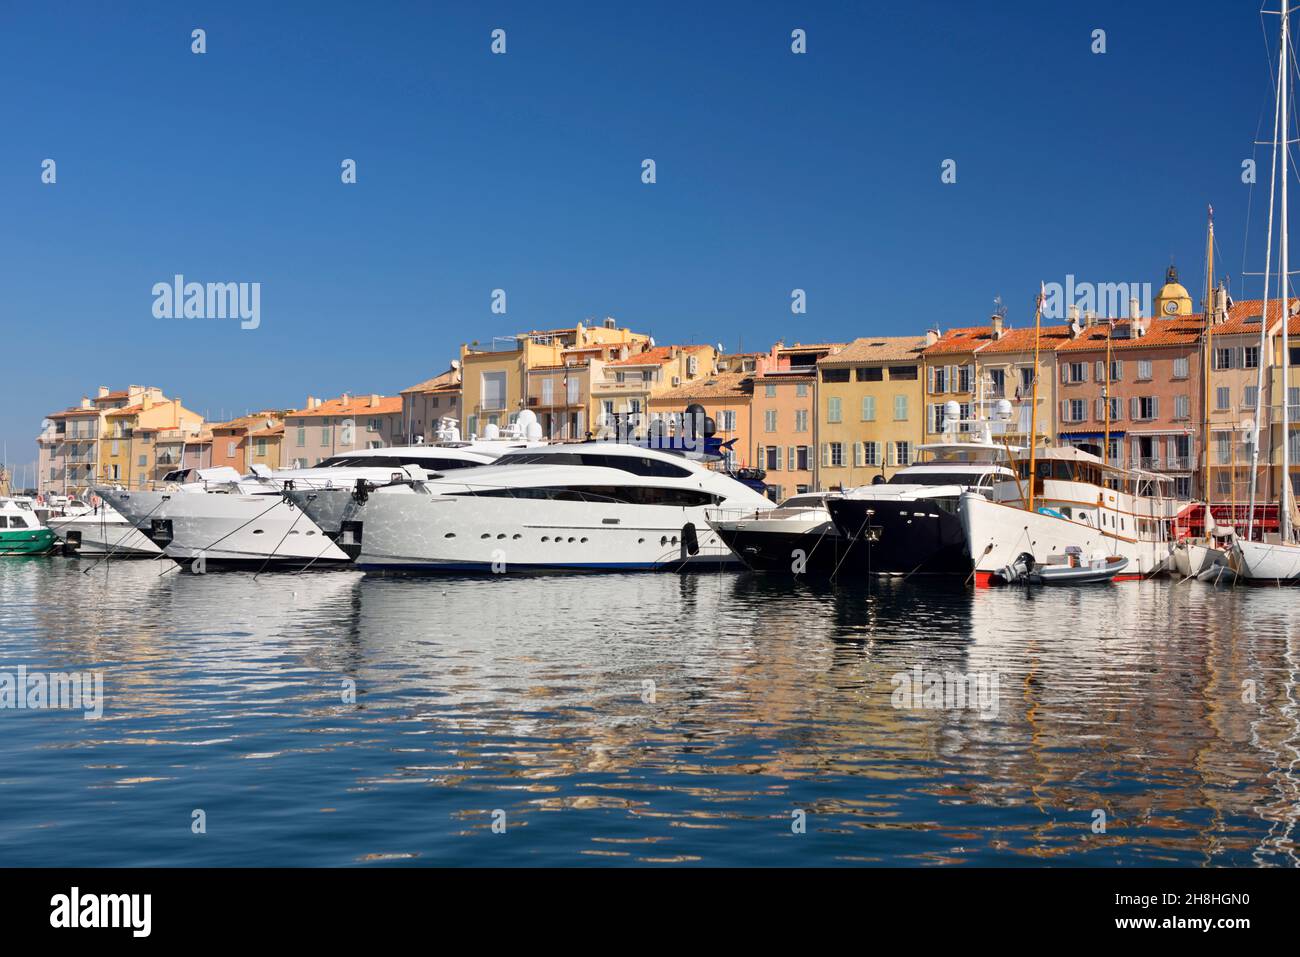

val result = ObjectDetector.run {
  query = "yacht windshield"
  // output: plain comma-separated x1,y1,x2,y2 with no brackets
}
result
888,471,998,487
493,451,693,478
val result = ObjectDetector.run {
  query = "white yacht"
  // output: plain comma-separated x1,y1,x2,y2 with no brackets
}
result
824,403,1019,577
46,502,163,557
960,445,1188,584
95,442,528,570
708,492,857,576
353,442,774,572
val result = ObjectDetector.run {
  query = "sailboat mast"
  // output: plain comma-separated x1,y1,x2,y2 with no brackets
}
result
1282,3,1293,544
1247,7,1286,541
1201,206,1215,507
1027,285,1044,513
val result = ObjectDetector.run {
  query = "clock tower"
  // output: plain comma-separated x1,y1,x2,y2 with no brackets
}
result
1153,264,1193,317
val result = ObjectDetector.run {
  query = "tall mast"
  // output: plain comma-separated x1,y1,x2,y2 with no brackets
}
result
1027,284,1044,513
1248,6,1286,541
1201,206,1215,509
1282,3,1293,544
1103,320,1112,466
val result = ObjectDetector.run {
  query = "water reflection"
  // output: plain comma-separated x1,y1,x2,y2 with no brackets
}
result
1,558,1298,865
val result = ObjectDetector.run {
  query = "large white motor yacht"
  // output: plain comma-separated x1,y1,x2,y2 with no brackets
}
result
353,442,774,572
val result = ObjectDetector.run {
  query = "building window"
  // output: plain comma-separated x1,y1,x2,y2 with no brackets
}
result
1137,359,1153,381
765,383,776,398
1245,385,1259,410
482,371,507,410
893,441,911,466
764,409,777,432
863,441,879,466
861,396,876,421
1214,347,1234,370
1133,396,1157,420
1175,476,1192,498
1065,362,1087,384
1175,394,1191,419
829,442,844,467
822,368,850,383
796,383,809,397
1066,399,1086,422
296,427,305,447
889,365,918,381
856,367,883,382
718,410,736,431
1245,346,1260,369
1215,387,1230,411
1172,357,1189,379
827,397,842,423
795,409,808,432
894,395,908,421
795,446,809,470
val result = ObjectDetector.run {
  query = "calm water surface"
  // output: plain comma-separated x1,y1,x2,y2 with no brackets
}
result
2,557,1299,866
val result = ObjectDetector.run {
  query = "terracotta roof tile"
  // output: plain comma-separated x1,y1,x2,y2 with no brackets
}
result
652,371,751,401
287,395,402,418
606,345,711,367
818,336,928,366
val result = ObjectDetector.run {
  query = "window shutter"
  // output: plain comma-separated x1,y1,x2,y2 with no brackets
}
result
787,446,794,470
1095,360,1104,381
773,446,782,470
1152,396,1160,418
853,442,863,467
927,365,936,394
1060,363,1068,384
1060,399,1069,422
1132,437,1141,463
756,444,764,466
1113,399,1121,421
1095,398,1104,420
1130,396,1139,419
821,443,830,467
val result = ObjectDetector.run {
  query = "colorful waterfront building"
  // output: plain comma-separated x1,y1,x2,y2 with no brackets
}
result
209,412,289,473
459,319,650,439
752,342,843,500
815,336,927,489
1052,273,1202,498
38,385,173,496
399,368,462,445
648,370,758,470
590,344,718,440
98,391,205,489
282,394,403,468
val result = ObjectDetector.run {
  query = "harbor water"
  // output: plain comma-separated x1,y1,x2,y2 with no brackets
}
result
1,557,1298,866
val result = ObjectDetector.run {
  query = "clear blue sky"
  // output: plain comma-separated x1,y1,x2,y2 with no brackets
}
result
0,0,1283,483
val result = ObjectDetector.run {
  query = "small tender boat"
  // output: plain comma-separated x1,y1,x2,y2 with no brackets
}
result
0,497,58,555
998,546,1128,585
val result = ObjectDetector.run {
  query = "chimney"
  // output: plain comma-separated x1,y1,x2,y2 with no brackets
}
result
141,394,153,411
1084,310,1095,329
80,396,91,409
341,392,351,407
1129,297,1141,320
925,329,940,347
306,395,318,410
97,386,109,399
1068,304,1080,324
605,317,616,330
1214,285,1228,324
368,394,380,408
990,315,1004,339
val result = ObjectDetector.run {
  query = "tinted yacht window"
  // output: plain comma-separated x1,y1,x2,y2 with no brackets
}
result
454,485,718,507
494,451,692,478
318,455,481,470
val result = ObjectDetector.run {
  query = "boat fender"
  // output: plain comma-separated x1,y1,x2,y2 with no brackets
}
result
682,522,700,557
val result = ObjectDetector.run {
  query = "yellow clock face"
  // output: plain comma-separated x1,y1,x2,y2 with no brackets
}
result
1163,301,1178,315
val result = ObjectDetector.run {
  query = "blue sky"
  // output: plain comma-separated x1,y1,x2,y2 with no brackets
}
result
0,0,1285,481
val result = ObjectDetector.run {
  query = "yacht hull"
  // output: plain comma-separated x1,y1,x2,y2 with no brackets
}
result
355,491,742,572
960,492,1171,586
151,494,350,567
50,517,162,557
826,497,971,577
1231,538,1300,582
710,522,855,575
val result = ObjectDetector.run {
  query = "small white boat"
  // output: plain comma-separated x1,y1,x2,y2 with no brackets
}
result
46,503,163,557
999,547,1129,585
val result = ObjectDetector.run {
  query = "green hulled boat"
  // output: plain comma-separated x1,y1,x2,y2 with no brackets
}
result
0,497,57,555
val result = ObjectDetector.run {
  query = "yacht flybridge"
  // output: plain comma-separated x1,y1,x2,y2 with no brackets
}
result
352,441,774,572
